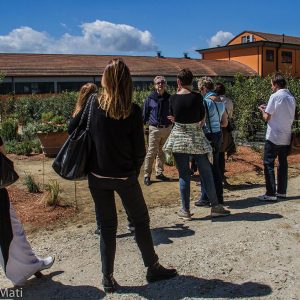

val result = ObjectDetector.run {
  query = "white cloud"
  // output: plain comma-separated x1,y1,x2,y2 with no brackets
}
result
0,20,157,54
208,31,234,48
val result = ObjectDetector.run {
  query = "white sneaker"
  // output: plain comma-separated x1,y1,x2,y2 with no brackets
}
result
257,194,277,201
39,256,55,271
276,193,286,199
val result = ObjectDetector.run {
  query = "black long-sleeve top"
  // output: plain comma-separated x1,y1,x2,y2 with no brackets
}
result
68,100,146,177
169,92,205,123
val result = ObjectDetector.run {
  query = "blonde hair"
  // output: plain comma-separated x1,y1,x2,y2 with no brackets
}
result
73,83,98,117
197,76,214,92
99,58,133,120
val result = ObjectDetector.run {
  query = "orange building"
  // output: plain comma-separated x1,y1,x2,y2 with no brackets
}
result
197,30,300,77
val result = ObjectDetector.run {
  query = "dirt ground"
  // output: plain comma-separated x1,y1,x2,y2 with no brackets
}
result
0,146,300,299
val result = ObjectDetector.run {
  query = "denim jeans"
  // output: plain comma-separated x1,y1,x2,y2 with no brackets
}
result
88,174,158,275
174,153,218,211
263,140,289,196
200,131,223,203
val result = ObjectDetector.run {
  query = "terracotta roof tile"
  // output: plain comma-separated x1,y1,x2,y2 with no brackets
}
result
245,31,300,45
0,53,256,77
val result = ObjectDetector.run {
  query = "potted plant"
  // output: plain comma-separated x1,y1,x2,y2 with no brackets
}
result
36,113,68,157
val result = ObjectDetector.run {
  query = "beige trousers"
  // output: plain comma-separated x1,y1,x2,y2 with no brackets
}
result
144,125,171,178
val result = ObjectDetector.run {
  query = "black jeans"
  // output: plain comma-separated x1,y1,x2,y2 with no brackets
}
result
219,152,225,181
200,131,224,203
263,140,289,196
88,174,158,275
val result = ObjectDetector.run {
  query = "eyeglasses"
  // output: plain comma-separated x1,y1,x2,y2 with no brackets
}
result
155,81,165,85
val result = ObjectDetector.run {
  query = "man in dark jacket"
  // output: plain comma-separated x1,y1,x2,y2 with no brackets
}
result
143,76,172,186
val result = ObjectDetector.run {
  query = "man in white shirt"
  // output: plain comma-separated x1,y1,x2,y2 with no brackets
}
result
258,73,296,201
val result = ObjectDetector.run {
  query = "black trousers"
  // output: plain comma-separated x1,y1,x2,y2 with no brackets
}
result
88,174,158,275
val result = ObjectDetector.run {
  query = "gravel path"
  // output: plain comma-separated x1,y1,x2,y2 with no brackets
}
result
0,176,299,300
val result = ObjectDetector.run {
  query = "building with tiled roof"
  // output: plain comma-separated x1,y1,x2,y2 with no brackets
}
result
0,53,256,94
197,30,300,78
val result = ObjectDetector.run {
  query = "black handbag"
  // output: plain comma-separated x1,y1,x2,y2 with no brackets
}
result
0,152,19,189
227,119,236,132
288,108,300,156
52,94,95,180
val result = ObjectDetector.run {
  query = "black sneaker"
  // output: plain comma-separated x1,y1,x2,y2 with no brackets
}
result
211,205,231,217
102,274,119,293
94,227,100,235
127,223,135,233
156,174,171,181
144,176,151,186
195,200,211,207
146,262,177,283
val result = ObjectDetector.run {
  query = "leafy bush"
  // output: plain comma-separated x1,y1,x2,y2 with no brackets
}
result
36,112,68,133
21,122,38,140
31,138,42,154
14,92,77,123
5,139,40,155
14,141,33,155
0,118,18,141
35,122,68,133
4,140,18,154
23,174,41,193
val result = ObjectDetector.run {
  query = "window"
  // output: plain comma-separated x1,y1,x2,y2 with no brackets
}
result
241,35,255,43
0,83,13,94
266,50,274,62
15,82,55,94
57,82,87,92
15,83,31,94
282,51,292,63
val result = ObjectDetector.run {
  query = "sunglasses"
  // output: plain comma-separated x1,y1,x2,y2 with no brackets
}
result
155,81,165,85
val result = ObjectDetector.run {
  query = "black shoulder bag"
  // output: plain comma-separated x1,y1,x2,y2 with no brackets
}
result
0,152,19,189
288,107,300,155
52,94,95,180
225,108,236,132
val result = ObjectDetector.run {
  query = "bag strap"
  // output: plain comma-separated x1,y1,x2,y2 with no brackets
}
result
86,94,95,131
205,100,222,133
204,100,213,134
78,93,96,129
214,101,221,121
295,106,300,130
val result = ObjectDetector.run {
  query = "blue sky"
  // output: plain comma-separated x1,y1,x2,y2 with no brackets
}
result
0,0,299,58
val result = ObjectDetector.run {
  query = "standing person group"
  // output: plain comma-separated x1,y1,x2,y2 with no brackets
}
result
0,137,55,287
163,70,230,219
258,73,296,201
68,59,177,293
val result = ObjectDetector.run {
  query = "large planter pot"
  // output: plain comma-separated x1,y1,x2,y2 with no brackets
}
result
37,131,68,158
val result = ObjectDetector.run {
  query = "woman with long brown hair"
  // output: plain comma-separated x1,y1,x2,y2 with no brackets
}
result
68,82,98,133
68,58,177,293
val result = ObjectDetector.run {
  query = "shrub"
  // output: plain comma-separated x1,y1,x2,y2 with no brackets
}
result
44,180,61,207
31,138,42,154
21,122,38,140
35,122,68,133
0,118,18,141
23,174,41,193
14,141,33,155
5,140,18,154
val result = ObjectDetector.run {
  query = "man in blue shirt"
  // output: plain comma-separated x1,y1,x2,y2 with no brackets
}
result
195,77,228,206
143,76,172,186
